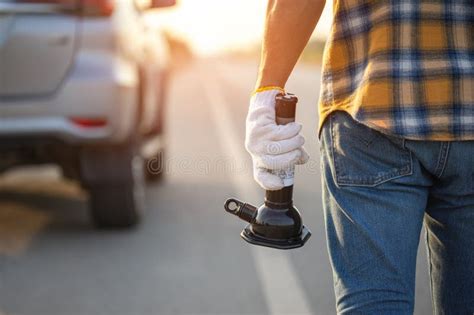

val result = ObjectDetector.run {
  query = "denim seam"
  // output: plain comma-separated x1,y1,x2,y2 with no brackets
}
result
335,153,413,186
425,225,436,315
329,113,342,189
336,165,413,187
434,142,450,178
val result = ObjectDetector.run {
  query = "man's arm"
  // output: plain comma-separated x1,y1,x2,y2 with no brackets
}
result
246,0,325,190
256,0,326,89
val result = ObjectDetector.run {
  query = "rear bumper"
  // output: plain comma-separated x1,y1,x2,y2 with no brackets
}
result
0,51,138,145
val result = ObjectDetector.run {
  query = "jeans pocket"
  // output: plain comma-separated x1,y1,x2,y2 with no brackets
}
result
329,111,412,187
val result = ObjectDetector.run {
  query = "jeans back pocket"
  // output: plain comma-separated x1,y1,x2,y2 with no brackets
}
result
329,111,412,187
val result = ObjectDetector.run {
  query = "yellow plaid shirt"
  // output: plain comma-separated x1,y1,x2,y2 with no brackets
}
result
319,0,473,140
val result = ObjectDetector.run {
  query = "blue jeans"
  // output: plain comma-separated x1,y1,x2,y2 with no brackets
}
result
319,111,474,315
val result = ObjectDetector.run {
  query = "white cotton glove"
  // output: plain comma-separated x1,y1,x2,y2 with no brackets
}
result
245,89,309,190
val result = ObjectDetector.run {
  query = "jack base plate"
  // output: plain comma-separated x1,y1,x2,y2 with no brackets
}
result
240,225,311,250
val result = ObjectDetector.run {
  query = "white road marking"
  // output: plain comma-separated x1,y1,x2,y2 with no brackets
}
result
203,67,314,315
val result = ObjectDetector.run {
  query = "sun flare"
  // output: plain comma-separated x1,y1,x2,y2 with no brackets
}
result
148,0,333,55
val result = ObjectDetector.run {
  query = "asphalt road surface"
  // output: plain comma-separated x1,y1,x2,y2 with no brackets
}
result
0,58,432,315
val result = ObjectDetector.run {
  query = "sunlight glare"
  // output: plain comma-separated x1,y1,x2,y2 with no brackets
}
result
148,0,333,56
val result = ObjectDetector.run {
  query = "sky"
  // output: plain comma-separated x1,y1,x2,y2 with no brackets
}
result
147,0,333,55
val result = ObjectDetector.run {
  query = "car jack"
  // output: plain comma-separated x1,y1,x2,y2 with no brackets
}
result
224,93,311,250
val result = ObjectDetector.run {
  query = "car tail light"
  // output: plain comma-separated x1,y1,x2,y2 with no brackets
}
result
70,117,108,128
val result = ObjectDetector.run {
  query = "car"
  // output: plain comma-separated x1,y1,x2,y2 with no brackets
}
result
0,0,175,228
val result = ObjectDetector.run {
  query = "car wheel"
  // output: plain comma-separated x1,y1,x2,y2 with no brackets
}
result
83,142,145,228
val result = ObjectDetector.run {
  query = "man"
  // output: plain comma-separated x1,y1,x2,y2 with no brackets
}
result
245,0,473,314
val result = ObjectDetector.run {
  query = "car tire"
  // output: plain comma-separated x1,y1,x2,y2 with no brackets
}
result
83,142,145,229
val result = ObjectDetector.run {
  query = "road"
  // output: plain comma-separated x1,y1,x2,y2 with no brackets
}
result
0,58,432,315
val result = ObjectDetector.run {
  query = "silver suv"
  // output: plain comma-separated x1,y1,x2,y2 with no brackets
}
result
0,0,174,228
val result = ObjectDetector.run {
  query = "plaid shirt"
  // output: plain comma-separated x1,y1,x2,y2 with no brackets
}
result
319,0,474,140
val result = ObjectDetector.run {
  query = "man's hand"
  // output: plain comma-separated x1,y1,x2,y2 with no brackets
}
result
245,89,309,190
